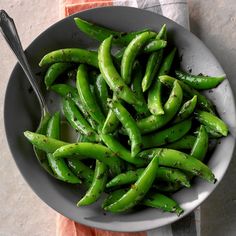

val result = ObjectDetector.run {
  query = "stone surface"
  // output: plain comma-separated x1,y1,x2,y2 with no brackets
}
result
0,0,236,235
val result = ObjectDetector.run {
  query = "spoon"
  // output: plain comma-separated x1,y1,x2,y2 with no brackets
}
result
0,10,54,175
0,10,48,116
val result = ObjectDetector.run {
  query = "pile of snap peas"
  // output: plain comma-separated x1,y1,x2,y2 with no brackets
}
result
24,18,229,215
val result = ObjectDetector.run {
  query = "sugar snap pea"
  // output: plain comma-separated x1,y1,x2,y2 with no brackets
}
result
153,182,182,193
24,131,68,153
143,39,167,53
130,61,146,105
159,75,215,113
50,84,97,129
106,166,190,188
172,95,197,123
137,80,183,134
46,112,81,183
33,113,55,176
103,188,183,215
62,97,99,142
100,133,147,166
142,192,183,216
175,70,225,90
74,17,151,46
102,107,120,134
102,189,127,209
114,39,166,63
204,126,223,138
108,99,142,157
142,119,192,149
191,125,208,161
98,36,147,113
52,142,122,175
44,62,72,89
195,110,228,136
67,158,94,185
164,135,196,150
94,74,110,115
76,64,105,126
142,46,163,92
39,48,98,68
148,48,176,115
121,31,156,84
104,155,159,212
102,61,145,135
77,160,107,206
138,148,216,183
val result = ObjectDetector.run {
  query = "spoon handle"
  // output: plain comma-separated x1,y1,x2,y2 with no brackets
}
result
0,10,48,115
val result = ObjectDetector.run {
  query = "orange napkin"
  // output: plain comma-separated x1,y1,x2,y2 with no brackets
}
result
56,214,146,236
57,1,146,235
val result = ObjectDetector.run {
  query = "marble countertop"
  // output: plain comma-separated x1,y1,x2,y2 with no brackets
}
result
0,0,236,235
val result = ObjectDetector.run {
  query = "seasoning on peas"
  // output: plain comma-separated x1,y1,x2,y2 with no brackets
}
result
24,18,228,215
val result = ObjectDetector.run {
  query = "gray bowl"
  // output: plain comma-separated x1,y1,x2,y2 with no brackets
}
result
4,6,236,232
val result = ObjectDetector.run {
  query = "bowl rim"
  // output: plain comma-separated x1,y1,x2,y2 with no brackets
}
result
4,5,236,232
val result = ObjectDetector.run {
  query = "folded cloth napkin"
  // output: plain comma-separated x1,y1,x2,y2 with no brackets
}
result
57,1,199,235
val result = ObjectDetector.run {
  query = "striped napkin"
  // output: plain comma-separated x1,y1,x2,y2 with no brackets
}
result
57,1,199,236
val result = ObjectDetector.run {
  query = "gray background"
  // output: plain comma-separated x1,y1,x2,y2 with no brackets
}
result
0,0,235,235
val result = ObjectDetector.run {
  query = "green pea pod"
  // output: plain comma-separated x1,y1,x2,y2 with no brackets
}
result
175,70,225,90
195,110,228,136
33,113,55,176
114,39,166,62
141,25,167,93
164,135,196,150
106,166,190,188
138,148,216,183
77,160,107,206
50,84,97,129
142,48,163,92
74,17,151,45
121,31,156,84
142,192,183,216
44,62,72,89
62,97,99,142
104,155,159,213
153,182,182,193
100,133,147,166
102,189,127,209
142,119,192,149
103,61,147,132
102,108,120,134
191,125,208,161
98,36,147,114
39,48,98,68
204,126,223,138
24,131,68,153
148,48,176,115
143,39,167,53
94,74,110,116
172,95,197,124
130,61,146,105
156,24,167,40
159,75,215,113
67,158,94,185
137,80,183,134
108,99,142,157
76,64,105,125
52,142,122,175
46,112,81,183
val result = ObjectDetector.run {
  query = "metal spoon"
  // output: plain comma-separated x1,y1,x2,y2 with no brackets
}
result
0,10,54,175
0,9,48,116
